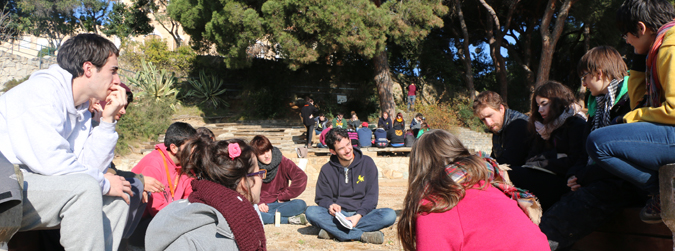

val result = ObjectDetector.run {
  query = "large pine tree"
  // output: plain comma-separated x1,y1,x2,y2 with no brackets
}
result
168,0,446,116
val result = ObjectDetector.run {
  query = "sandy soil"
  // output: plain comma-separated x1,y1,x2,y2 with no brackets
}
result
264,177,407,251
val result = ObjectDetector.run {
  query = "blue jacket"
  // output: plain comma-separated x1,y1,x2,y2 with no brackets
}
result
357,128,372,147
315,148,379,216
374,128,388,144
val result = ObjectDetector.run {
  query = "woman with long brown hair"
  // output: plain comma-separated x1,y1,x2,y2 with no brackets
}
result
510,80,588,211
398,130,548,251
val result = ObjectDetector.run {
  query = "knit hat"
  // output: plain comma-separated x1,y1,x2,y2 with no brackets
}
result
361,122,368,128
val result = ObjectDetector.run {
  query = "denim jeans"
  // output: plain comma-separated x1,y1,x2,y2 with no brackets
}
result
259,200,307,224
587,122,675,194
305,206,396,241
407,95,416,111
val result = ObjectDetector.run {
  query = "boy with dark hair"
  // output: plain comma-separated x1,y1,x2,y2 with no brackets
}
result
0,33,130,250
586,0,675,226
305,128,396,244
130,122,197,245
473,91,531,166
332,112,346,129
374,125,389,148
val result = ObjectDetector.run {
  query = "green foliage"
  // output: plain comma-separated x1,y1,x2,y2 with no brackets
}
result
184,70,229,108
115,95,174,155
37,46,56,57
2,75,29,92
168,0,447,69
245,87,283,118
120,38,196,77
126,60,178,102
102,1,154,38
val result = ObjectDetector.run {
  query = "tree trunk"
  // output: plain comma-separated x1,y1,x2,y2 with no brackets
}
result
454,0,475,101
536,0,576,86
373,50,396,119
479,0,513,102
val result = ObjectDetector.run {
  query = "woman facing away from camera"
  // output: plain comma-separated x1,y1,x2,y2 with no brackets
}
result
145,138,266,251
397,129,548,251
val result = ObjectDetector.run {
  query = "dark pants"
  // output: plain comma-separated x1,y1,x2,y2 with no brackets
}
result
305,125,314,147
508,166,570,211
540,178,645,250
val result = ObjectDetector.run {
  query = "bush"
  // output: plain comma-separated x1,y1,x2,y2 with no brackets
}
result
119,38,196,78
2,75,30,92
116,96,175,155
414,98,486,133
126,60,178,102
184,70,228,108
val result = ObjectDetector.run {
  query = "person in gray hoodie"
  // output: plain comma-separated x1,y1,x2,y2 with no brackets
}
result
0,34,132,251
145,138,266,251
305,128,396,244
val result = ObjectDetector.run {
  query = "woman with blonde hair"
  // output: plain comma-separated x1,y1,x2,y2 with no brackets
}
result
398,130,548,251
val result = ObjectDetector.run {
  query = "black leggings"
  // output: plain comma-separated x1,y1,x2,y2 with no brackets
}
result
306,125,314,147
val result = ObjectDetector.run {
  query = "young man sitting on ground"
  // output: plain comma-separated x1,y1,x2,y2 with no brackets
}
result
0,33,132,250
305,128,396,244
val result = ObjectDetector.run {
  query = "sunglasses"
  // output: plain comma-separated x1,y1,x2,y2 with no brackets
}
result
247,169,267,179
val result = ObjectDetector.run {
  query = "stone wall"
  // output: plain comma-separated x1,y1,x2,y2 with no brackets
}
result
0,51,56,89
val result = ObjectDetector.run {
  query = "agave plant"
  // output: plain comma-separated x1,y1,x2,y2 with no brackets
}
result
126,60,178,102
185,70,228,108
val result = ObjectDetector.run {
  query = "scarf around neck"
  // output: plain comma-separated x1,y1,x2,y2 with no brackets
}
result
499,109,528,134
591,78,622,131
258,147,282,183
189,179,266,251
444,153,541,224
645,20,675,108
535,104,586,140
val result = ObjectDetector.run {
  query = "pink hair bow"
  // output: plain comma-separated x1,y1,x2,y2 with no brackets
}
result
228,143,241,159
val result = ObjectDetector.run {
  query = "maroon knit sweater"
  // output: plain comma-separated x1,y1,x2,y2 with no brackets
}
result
189,179,266,251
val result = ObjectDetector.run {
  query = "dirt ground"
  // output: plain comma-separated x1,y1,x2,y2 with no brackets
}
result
264,176,408,251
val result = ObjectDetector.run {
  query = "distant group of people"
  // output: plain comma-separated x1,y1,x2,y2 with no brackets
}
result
301,102,431,150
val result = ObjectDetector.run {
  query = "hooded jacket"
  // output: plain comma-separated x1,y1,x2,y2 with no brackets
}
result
315,148,379,216
0,64,117,194
132,144,194,217
145,199,239,251
387,124,405,144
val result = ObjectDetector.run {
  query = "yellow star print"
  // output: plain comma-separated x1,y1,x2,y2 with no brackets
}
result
357,175,365,184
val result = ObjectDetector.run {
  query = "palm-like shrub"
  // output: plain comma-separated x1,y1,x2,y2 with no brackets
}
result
126,60,178,102
185,70,228,108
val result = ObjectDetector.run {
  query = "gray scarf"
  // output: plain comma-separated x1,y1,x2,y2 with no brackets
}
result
499,109,529,134
258,147,282,183
592,79,621,131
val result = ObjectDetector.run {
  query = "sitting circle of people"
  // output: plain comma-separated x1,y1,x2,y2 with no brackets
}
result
4,0,675,250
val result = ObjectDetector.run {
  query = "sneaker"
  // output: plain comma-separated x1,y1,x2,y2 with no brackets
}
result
318,229,334,239
640,194,662,224
360,231,384,244
288,214,308,225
